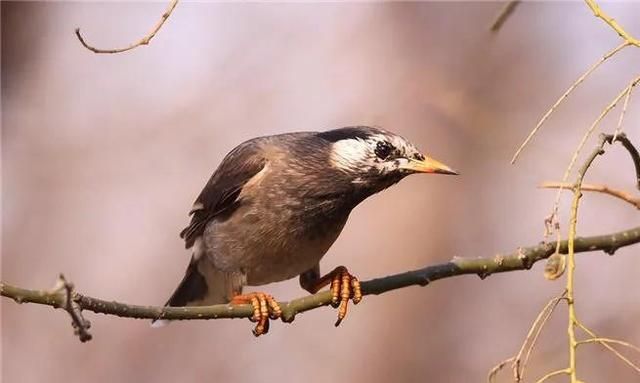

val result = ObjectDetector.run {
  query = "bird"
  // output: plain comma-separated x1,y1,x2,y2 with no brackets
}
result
153,126,457,335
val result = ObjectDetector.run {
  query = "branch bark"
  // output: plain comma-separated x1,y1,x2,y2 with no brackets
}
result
3,224,640,340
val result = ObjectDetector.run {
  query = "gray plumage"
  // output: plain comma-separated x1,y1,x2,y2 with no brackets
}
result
155,126,456,322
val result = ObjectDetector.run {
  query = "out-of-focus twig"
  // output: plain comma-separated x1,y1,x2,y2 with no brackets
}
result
577,322,640,374
533,368,570,383
490,292,567,383
544,77,640,241
75,0,178,54
613,82,636,140
513,292,568,382
510,42,629,164
489,1,521,32
540,182,640,209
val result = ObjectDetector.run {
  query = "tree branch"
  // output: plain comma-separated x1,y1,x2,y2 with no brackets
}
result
3,224,640,341
489,1,520,32
75,0,178,54
540,182,640,209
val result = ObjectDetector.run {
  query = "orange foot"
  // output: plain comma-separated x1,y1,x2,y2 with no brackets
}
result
330,266,362,326
301,266,362,326
230,292,282,336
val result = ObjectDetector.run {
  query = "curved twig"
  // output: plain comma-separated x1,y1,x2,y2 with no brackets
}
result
75,0,178,54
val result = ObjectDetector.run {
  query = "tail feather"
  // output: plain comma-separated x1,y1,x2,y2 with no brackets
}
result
151,256,230,327
164,261,209,308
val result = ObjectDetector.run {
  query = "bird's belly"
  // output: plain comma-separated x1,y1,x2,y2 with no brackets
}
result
202,204,348,286
245,237,329,285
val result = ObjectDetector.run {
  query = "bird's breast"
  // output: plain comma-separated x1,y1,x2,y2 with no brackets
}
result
202,190,350,286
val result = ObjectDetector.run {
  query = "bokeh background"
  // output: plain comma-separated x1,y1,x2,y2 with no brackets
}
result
3,2,640,382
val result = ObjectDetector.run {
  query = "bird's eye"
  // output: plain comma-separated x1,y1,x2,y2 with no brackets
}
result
375,141,393,160
413,153,425,161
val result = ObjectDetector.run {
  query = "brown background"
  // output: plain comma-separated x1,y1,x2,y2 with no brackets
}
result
3,2,640,382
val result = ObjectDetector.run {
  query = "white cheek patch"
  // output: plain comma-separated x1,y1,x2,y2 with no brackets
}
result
329,138,372,171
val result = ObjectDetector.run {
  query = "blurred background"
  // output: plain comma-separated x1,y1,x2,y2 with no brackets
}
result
3,2,640,382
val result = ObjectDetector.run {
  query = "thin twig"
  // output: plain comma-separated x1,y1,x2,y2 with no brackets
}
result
487,294,564,382
487,357,515,383
577,338,640,355
533,368,570,383
547,76,640,236
565,133,618,382
576,322,640,374
513,292,568,382
489,1,521,32
584,0,640,47
540,182,640,209
613,82,636,140
510,42,629,164
75,0,178,54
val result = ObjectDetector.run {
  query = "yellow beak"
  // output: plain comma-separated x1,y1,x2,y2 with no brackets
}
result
399,156,459,175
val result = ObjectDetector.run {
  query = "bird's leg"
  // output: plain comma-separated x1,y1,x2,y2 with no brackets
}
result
229,292,282,336
299,265,362,326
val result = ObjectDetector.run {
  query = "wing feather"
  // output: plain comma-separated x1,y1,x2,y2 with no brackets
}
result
180,141,267,248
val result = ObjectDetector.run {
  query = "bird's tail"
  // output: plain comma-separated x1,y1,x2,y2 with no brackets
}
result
151,256,229,327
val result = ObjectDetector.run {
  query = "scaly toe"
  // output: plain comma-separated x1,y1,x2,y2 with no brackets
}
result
332,268,362,327
231,292,281,337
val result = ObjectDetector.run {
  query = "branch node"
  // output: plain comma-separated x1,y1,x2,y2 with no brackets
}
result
58,274,93,343
477,265,491,280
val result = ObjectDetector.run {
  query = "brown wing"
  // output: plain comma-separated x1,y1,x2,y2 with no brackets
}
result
180,140,267,248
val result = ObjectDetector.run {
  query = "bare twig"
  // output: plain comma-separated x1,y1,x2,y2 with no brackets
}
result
613,82,636,140
514,292,568,382
540,182,640,209
533,368,570,383
54,274,92,342
577,322,640,374
577,338,640,355
75,0,178,54
584,0,640,47
563,133,613,383
489,292,568,382
546,77,640,238
488,356,515,383
489,1,521,32
510,42,629,164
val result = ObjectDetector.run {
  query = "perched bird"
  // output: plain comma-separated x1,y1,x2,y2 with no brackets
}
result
154,126,457,335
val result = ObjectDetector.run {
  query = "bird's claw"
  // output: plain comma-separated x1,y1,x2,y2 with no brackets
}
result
329,266,362,326
231,292,281,336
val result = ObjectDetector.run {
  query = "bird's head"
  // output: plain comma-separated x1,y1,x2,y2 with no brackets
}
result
320,126,458,193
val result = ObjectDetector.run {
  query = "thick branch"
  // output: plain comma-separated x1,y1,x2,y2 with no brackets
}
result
75,0,178,54
3,225,640,329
